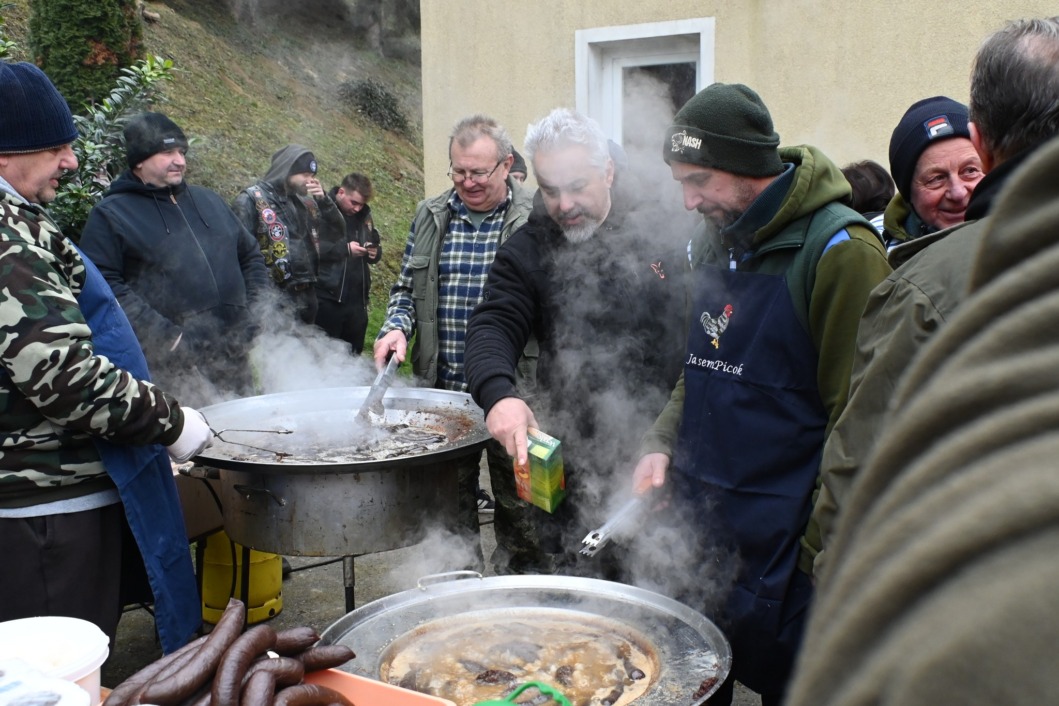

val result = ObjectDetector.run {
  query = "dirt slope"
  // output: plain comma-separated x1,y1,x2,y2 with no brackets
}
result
4,0,424,318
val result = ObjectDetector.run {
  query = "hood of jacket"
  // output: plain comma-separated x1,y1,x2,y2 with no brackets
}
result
752,145,853,247
880,191,923,244
261,144,313,193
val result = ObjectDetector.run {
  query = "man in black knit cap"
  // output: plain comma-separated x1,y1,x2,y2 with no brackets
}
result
877,95,984,251
812,15,1059,585
81,112,269,400
0,65,210,653
631,82,891,705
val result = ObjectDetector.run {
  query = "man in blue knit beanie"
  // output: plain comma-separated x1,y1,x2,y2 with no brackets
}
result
0,62,211,653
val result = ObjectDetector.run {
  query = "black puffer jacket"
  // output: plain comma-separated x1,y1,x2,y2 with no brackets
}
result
80,171,268,367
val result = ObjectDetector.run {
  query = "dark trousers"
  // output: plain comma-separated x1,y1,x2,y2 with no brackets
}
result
283,285,318,325
315,296,369,354
0,503,125,647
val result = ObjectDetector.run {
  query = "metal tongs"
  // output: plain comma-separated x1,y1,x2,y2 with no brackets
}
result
356,354,399,422
209,426,294,456
580,496,647,557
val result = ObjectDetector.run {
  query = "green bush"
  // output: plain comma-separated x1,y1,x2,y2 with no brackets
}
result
0,4,17,59
50,55,175,239
337,78,409,135
28,0,143,106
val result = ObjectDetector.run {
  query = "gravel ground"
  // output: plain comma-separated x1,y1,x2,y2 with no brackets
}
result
102,467,759,705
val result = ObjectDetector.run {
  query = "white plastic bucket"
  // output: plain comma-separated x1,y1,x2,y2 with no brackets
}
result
0,658,91,706
0,617,109,704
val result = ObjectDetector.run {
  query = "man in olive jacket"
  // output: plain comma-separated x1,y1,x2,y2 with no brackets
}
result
632,83,891,706
373,114,533,567
811,16,1059,579
786,127,1059,706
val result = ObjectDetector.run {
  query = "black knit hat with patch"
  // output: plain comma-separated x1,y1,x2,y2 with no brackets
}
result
289,151,318,176
124,112,188,167
888,96,970,202
663,83,783,177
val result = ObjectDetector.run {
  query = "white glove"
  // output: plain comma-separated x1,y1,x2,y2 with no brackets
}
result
167,406,214,463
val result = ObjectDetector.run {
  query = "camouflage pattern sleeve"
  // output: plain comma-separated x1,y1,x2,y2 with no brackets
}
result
0,197,182,482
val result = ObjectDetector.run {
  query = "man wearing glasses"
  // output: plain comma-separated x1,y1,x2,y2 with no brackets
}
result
373,114,534,569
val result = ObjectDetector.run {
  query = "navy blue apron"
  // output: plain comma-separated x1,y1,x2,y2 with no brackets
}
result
671,263,822,694
75,246,200,653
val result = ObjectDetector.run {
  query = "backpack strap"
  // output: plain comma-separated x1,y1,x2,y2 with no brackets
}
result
785,203,874,333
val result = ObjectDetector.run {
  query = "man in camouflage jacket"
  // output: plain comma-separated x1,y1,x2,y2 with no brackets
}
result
0,62,212,653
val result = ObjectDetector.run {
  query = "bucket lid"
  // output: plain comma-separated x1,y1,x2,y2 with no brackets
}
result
0,617,109,682
0,659,90,706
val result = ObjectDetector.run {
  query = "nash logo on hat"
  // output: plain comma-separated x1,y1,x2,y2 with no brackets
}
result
670,129,703,155
924,115,955,140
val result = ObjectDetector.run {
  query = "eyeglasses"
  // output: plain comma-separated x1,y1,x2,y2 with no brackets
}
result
448,159,503,184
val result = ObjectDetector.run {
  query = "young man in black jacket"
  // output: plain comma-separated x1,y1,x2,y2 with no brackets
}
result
80,112,269,400
317,172,382,354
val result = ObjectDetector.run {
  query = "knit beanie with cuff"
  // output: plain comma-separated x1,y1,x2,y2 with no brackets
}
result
124,112,189,167
663,82,783,177
0,62,78,154
888,96,970,202
289,152,318,176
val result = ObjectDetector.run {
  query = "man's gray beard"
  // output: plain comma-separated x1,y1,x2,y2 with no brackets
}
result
561,217,602,244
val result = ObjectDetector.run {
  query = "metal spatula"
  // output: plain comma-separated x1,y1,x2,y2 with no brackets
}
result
356,355,399,422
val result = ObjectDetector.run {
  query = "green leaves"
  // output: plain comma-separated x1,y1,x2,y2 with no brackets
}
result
0,4,18,59
50,55,175,239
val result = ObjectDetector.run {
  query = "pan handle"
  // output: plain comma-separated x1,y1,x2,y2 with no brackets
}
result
416,570,483,591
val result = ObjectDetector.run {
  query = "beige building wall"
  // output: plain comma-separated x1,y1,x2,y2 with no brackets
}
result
420,1,1055,198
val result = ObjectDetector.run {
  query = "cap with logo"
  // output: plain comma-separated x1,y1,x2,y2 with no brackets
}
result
289,152,318,176
662,82,783,178
888,96,971,202
124,112,189,167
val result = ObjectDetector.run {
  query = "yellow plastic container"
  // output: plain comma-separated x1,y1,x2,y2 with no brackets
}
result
199,530,282,624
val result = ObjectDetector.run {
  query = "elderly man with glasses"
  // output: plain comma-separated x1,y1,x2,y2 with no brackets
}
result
373,114,534,569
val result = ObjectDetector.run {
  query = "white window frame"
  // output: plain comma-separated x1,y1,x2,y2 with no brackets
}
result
575,18,716,144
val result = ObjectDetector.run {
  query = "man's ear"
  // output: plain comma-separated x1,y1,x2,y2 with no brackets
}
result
968,122,995,173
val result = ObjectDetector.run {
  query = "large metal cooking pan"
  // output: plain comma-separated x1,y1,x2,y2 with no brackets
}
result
195,387,490,556
320,573,731,705
196,386,488,473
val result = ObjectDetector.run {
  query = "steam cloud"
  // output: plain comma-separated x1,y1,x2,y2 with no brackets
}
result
384,73,734,621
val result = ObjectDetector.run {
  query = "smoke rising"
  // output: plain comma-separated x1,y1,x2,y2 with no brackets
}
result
486,78,735,615
248,287,378,396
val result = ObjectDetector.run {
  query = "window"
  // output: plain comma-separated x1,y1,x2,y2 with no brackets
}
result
575,19,715,158
575,19,713,212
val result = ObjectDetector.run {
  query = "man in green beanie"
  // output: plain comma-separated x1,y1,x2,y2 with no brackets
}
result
631,82,891,705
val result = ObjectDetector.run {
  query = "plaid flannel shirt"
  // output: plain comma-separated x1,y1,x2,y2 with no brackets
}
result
380,189,511,391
